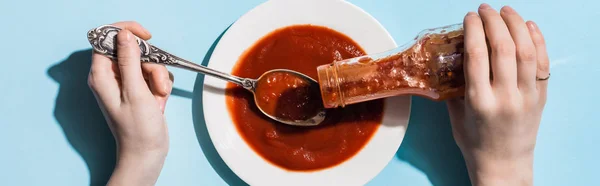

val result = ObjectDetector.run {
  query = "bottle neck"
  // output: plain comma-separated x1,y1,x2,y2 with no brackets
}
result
317,23,466,108
317,63,344,108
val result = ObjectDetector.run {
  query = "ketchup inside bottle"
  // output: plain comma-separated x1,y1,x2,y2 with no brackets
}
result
317,23,465,108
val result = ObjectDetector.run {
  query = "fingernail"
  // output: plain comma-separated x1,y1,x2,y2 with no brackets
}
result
502,6,515,14
168,71,174,83
527,21,538,31
466,12,477,17
118,30,133,46
164,71,174,96
479,3,492,10
163,80,172,96
141,27,151,37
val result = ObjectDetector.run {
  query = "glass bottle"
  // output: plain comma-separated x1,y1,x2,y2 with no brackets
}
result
317,23,465,108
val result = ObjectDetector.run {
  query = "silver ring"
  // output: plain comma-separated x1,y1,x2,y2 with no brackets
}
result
536,73,550,81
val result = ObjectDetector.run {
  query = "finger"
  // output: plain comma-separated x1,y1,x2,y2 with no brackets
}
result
463,12,491,93
111,21,152,40
500,6,537,92
143,76,170,113
446,97,465,127
116,29,148,95
526,21,549,101
478,3,518,89
446,97,466,142
142,63,173,112
142,63,172,97
156,91,171,113
160,71,174,112
89,52,121,107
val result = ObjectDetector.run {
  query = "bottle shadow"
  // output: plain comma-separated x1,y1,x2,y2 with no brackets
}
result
395,97,471,186
48,49,194,186
191,28,248,186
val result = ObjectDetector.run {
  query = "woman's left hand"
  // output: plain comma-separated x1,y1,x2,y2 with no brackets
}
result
88,21,173,186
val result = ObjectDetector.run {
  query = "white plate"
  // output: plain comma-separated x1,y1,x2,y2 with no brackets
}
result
202,0,411,185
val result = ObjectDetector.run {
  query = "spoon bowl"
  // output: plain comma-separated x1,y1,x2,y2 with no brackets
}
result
253,69,326,126
87,25,326,126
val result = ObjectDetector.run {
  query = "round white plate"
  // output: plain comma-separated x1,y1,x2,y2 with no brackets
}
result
202,0,411,185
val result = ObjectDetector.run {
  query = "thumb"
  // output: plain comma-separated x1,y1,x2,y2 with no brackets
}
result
117,29,147,96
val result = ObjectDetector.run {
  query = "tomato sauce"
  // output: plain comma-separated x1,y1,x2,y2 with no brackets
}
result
254,71,323,121
225,25,384,171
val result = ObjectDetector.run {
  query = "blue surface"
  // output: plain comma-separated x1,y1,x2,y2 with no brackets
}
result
0,0,597,185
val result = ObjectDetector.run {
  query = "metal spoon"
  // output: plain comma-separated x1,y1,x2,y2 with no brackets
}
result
87,25,326,126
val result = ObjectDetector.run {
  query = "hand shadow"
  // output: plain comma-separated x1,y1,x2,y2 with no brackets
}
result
47,49,116,186
396,97,471,186
48,49,193,186
48,50,468,186
191,27,248,186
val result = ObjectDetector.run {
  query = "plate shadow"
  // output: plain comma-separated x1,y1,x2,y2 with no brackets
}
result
191,28,248,186
395,97,471,186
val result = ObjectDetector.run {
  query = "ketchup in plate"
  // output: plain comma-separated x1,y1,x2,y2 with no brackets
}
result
225,25,384,171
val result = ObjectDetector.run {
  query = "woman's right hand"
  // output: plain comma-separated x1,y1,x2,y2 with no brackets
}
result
447,4,549,186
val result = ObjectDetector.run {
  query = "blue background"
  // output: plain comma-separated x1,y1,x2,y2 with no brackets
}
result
1,0,597,185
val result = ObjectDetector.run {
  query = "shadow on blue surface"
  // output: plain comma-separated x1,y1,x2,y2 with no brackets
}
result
48,49,116,186
48,47,468,186
396,97,471,186
192,27,248,186
48,49,198,186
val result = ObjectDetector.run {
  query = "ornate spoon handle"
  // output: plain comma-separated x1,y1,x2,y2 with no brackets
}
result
86,25,254,89
87,25,179,65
